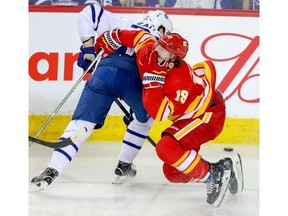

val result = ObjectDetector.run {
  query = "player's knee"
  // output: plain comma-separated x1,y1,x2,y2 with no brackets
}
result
75,120,95,132
162,163,191,183
155,135,175,161
143,117,154,127
129,115,154,130
134,112,154,125
64,120,95,138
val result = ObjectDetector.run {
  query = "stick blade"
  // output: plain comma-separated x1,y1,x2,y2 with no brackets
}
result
29,127,87,149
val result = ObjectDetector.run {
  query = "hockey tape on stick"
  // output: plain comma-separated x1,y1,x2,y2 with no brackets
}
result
29,127,87,149
114,98,157,147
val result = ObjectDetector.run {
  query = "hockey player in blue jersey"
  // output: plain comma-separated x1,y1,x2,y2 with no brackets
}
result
30,5,173,191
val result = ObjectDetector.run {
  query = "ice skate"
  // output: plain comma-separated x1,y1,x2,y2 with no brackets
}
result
112,161,137,184
30,167,59,192
206,158,232,207
227,154,244,194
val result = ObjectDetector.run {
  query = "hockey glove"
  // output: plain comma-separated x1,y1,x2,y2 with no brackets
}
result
140,51,170,90
94,29,122,57
77,46,96,72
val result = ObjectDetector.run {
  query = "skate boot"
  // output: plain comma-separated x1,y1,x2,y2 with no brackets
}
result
218,157,238,194
112,161,137,184
30,167,59,192
226,154,244,194
206,158,232,207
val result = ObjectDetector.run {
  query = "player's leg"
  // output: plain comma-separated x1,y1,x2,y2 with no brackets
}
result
112,75,154,184
30,71,115,191
157,134,232,207
30,119,95,192
112,116,154,184
156,111,232,206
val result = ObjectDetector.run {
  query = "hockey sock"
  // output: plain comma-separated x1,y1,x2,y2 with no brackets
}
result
48,120,95,174
118,117,153,163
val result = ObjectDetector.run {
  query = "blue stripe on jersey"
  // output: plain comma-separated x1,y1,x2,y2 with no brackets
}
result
123,140,142,150
90,5,104,32
90,4,95,23
127,128,147,139
96,7,104,31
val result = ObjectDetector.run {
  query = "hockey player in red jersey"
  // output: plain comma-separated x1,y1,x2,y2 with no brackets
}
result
94,29,244,207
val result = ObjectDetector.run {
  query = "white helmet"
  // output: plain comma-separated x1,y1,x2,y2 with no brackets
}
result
143,10,173,35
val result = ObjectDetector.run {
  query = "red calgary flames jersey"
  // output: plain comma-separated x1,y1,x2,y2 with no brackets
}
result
117,29,223,122
142,60,220,122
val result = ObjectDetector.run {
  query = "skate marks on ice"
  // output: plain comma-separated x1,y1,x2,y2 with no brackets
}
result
29,179,256,216
29,142,259,216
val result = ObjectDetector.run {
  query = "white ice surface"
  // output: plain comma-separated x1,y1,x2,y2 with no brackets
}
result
29,142,259,216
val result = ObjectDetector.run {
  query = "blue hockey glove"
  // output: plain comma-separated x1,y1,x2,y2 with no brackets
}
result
77,46,97,72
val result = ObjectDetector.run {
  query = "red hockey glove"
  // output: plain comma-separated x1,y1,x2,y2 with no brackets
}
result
140,50,170,90
94,29,122,57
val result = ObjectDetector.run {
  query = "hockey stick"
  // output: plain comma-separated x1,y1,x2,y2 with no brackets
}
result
29,49,104,147
28,127,87,149
114,98,157,147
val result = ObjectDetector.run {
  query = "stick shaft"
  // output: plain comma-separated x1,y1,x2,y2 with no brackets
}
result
29,50,103,146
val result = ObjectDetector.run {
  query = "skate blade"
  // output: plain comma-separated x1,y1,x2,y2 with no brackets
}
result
234,154,244,193
213,169,231,207
30,181,48,192
112,175,133,185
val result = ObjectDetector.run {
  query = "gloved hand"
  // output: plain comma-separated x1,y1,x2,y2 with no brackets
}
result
94,29,122,57
140,51,170,89
77,46,96,72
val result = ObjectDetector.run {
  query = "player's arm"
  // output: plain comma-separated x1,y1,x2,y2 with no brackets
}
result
142,88,172,122
77,4,117,71
94,28,156,56
118,29,157,52
77,3,113,44
138,49,173,122
141,68,183,122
